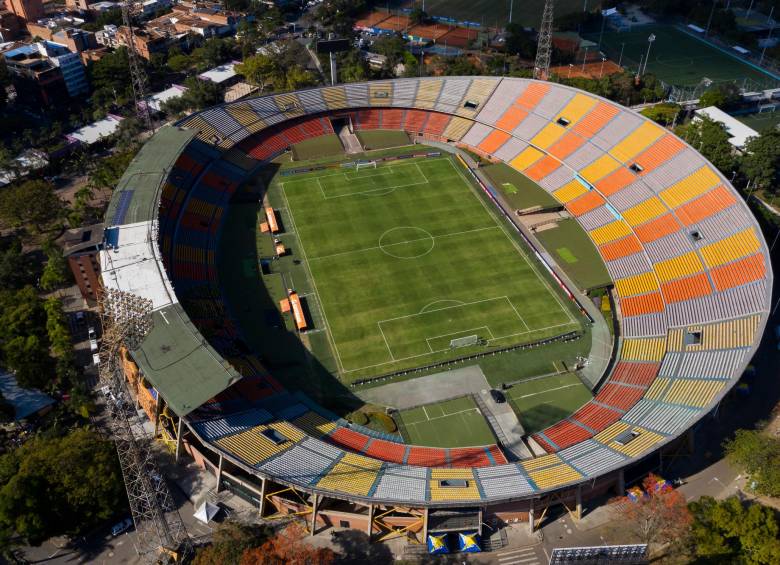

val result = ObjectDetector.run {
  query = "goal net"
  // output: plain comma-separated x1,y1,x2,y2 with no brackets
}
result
450,335,479,349
355,160,378,171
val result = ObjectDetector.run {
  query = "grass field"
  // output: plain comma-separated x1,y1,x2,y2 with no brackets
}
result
482,163,559,211
736,110,780,132
355,130,411,151
392,0,585,27
292,134,344,161
274,155,583,382
506,372,592,434
534,219,612,291
396,396,495,447
587,25,778,88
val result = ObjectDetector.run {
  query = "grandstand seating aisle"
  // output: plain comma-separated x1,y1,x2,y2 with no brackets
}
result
149,76,772,504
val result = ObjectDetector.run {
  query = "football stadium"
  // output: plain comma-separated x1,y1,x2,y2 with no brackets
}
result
101,76,773,543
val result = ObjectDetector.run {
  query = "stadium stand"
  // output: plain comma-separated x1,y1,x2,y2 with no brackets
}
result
103,77,771,508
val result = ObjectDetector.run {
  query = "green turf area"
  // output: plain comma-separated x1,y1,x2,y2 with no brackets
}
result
356,130,411,150
481,163,559,211
292,134,344,161
273,156,584,382
396,396,495,447
390,0,583,28
506,373,592,434
736,111,780,133
586,25,779,88
535,219,611,291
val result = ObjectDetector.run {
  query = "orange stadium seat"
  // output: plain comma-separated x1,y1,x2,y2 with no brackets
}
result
516,83,551,110
633,135,685,174
381,108,405,129
595,383,647,411
449,447,491,468
495,107,528,131
571,402,622,432
407,446,448,467
329,427,371,452
710,253,767,292
423,112,452,136
572,102,619,137
547,132,586,160
595,167,636,196
610,362,660,387
675,185,737,226
365,438,406,464
488,444,508,465
479,130,511,154
660,272,712,303
620,291,665,316
633,213,681,243
538,420,592,450
566,191,606,216
524,155,561,181
599,234,643,261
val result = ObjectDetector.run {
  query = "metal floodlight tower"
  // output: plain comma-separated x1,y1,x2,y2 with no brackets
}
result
121,0,153,131
98,289,191,563
534,0,554,81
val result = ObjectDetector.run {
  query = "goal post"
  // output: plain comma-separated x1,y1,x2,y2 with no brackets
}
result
355,160,378,171
450,334,480,349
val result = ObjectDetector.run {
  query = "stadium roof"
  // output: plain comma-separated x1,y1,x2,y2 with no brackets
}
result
106,126,195,225
131,306,242,416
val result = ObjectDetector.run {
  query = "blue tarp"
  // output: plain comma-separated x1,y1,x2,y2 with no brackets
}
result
0,371,55,421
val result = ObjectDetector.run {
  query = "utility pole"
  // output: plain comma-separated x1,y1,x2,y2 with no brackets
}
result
534,0,554,80
121,0,152,131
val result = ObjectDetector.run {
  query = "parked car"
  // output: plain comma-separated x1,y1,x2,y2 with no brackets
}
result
489,389,506,404
111,517,133,536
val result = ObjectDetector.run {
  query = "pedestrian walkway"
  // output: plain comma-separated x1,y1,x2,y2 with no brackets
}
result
494,545,545,565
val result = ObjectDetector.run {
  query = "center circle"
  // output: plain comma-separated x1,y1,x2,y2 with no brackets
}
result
378,226,435,259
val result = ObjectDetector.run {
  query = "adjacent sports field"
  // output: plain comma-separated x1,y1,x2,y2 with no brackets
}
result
274,155,583,382
506,372,592,434
393,0,584,28
737,110,780,133
396,396,495,447
588,25,778,88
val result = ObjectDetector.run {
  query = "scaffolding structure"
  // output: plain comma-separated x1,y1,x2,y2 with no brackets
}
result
98,289,191,562
534,0,554,80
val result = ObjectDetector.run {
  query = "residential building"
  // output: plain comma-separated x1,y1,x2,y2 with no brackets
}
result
116,24,170,59
141,83,187,113
198,61,240,87
27,23,97,53
4,0,43,23
66,114,123,145
62,224,104,302
0,9,20,41
3,43,68,106
95,24,119,47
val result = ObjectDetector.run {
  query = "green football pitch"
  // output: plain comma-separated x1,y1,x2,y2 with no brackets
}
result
396,396,495,447
273,156,583,382
587,25,779,88
391,0,584,28
506,372,592,434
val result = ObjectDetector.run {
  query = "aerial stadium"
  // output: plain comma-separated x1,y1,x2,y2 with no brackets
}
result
100,76,773,544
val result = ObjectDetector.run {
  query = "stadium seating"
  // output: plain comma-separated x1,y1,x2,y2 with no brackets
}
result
143,76,771,506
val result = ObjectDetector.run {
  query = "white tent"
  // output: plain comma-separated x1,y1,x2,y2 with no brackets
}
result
193,501,220,524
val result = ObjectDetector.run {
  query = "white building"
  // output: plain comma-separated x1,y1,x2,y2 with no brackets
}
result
694,106,761,151
67,114,124,145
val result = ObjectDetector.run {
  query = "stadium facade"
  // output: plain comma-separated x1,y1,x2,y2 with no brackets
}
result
101,77,772,538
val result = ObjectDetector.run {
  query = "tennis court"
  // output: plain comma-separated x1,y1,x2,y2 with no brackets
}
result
396,396,496,447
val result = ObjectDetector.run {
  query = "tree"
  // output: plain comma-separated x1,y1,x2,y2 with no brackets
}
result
3,334,51,390
284,66,316,90
240,523,336,565
675,116,738,176
0,286,52,390
0,179,64,232
614,473,691,546
641,102,682,126
193,520,272,565
688,496,780,564
409,7,429,25
40,241,70,291
167,53,192,73
44,297,72,359
742,130,780,195
88,148,138,191
0,237,35,290
699,83,741,110
0,428,125,545
724,428,780,497
236,54,280,92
